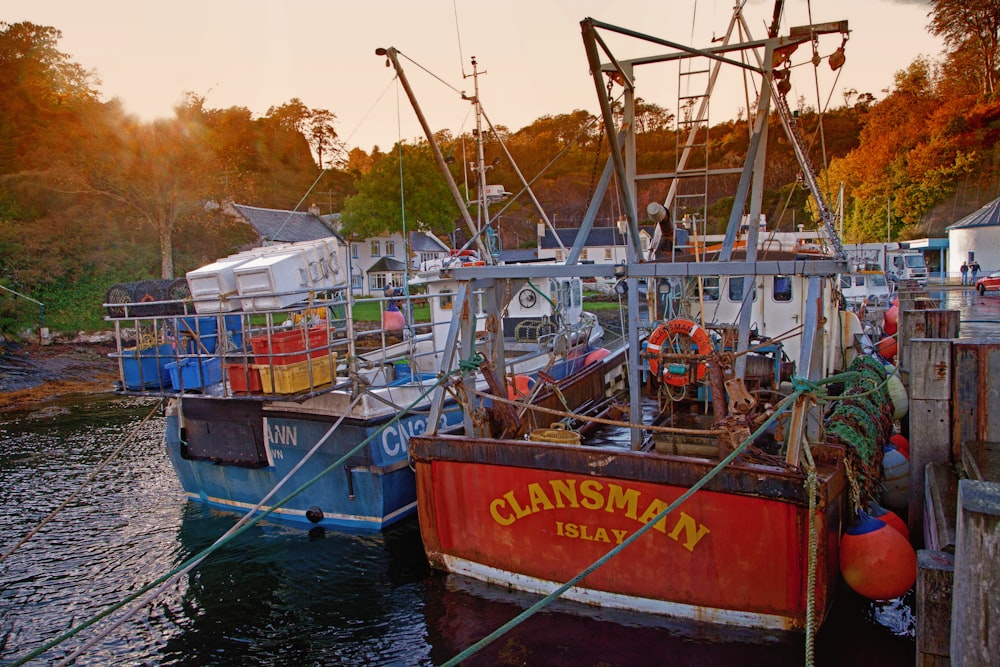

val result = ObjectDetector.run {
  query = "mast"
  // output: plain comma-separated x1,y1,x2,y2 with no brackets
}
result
377,47,491,262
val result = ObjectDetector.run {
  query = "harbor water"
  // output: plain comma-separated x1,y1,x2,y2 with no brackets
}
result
2,288,997,666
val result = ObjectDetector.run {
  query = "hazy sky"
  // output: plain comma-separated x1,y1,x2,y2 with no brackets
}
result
9,1,942,153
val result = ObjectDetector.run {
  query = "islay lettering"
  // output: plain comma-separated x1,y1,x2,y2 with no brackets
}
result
489,479,710,552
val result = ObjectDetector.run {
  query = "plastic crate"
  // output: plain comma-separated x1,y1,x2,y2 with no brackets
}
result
165,356,223,391
249,326,328,365
255,353,336,394
120,343,175,389
226,364,262,394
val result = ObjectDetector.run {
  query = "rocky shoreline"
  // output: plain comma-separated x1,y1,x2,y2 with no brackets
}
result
0,335,120,410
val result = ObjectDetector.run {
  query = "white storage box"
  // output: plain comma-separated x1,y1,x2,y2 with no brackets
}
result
233,251,312,310
186,257,254,313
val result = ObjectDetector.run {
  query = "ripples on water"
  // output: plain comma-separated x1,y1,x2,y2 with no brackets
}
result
16,285,1000,666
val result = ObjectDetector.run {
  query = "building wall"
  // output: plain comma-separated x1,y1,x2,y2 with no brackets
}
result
948,228,1000,275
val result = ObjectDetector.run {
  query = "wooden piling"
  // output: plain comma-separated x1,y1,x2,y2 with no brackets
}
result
951,341,1000,461
950,480,1000,666
917,549,954,667
908,338,955,545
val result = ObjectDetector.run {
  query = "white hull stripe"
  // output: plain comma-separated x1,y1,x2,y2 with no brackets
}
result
440,554,799,632
184,492,416,526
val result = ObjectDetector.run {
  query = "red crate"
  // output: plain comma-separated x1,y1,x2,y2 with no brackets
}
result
249,326,329,365
226,364,263,393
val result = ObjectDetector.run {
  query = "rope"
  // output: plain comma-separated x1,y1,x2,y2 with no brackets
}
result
0,402,161,565
464,383,726,437
803,442,819,667
440,384,809,667
12,371,460,666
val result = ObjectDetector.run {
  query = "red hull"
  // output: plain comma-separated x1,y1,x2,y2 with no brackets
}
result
411,436,846,631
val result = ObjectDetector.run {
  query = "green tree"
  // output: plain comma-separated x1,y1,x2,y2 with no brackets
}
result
341,142,460,238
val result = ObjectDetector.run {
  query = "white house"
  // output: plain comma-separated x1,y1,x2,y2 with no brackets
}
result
536,223,653,264
946,197,1000,277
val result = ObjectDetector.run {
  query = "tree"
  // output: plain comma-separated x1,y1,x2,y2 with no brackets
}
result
929,0,1000,96
56,105,215,278
341,142,460,239
0,22,100,174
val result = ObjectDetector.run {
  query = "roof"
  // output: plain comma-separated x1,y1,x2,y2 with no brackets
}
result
946,198,1000,231
538,226,653,250
409,231,450,253
234,204,335,243
367,256,407,273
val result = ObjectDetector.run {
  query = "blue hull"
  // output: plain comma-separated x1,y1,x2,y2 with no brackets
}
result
164,399,465,532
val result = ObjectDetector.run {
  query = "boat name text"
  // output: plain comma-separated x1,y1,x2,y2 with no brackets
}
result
489,479,710,552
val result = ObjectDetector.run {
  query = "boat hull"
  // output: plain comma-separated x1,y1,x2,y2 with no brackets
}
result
410,435,846,631
165,397,465,531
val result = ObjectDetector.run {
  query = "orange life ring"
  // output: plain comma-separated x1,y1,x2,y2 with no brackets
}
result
646,319,713,387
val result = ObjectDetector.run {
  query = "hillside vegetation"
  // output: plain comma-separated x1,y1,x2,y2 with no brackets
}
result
1,3,997,333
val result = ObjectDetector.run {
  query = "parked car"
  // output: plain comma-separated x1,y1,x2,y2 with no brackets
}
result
975,270,1000,295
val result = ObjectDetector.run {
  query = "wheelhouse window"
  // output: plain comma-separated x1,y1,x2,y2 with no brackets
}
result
773,275,793,302
700,276,720,301
840,275,851,289
439,289,454,310
727,276,756,302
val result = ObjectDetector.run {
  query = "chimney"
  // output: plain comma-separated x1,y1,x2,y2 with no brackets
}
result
308,203,321,216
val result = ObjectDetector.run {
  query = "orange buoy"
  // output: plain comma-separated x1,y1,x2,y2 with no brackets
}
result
507,374,534,400
884,304,899,336
889,433,910,459
585,348,611,366
869,501,910,540
840,510,916,600
382,302,405,331
875,336,897,364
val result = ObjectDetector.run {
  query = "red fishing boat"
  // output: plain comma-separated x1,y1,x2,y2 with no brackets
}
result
406,5,902,641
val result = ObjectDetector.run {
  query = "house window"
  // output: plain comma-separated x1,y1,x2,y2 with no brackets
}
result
351,274,363,291
370,240,380,256
370,273,389,291
604,248,612,261
351,243,359,259
773,275,793,302
386,241,395,256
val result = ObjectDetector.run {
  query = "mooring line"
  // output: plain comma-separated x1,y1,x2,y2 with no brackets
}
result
0,402,161,565
440,383,812,666
13,374,455,666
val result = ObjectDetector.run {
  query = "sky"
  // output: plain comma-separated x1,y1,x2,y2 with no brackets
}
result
8,1,943,154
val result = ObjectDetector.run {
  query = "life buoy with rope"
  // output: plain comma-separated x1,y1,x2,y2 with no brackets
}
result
646,318,713,387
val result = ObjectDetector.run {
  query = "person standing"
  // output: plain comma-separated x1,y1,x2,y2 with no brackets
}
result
961,261,969,285
970,259,981,283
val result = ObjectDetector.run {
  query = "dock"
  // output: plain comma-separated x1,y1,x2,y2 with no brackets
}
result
895,283,1000,666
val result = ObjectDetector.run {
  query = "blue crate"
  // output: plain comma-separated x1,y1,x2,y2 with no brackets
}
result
121,343,175,389
166,356,222,391
177,316,243,353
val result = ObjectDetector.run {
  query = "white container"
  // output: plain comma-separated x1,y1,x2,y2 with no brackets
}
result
186,257,254,313
233,251,312,310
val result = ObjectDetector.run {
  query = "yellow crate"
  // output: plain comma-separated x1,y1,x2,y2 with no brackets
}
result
255,353,337,394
